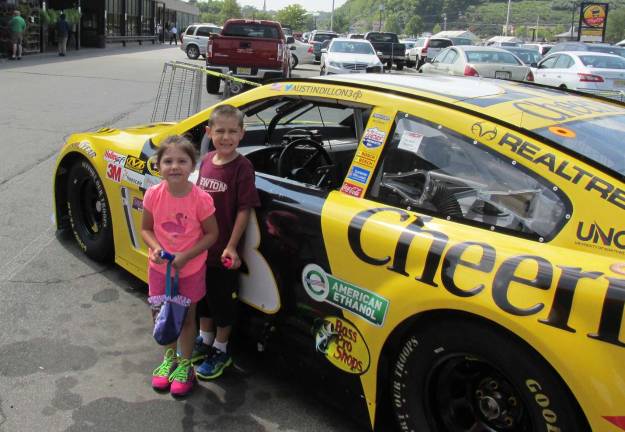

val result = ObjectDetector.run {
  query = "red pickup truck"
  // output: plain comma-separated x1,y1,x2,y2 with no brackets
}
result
205,19,291,94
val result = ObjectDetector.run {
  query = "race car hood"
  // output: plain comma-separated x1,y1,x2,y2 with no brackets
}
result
66,122,177,154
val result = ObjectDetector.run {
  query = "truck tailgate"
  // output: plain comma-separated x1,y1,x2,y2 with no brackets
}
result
211,37,282,68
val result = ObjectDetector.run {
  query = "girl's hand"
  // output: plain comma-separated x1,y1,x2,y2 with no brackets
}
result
150,248,164,264
221,247,241,270
172,251,190,270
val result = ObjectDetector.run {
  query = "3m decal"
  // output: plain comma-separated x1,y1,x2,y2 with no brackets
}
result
341,182,363,198
124,156,146,173
302,263,389,326
347,207,625,348
122,168,144,188
354,150,377,168
497,132,625,212
362,127,386,149
347,166,370,184
314,316,370,374
104,150,126,165
106,162,122,183
146,155,160,177
576,221,625,254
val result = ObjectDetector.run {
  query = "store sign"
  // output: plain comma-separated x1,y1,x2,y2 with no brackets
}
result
579,2,608,42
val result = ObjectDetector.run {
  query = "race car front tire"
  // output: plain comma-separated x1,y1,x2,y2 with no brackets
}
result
391,317,588,432
66,160,114,262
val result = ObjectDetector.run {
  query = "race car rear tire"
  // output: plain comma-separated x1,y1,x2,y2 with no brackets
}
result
391,318,588,432
66,160,114,262
206,75,220,94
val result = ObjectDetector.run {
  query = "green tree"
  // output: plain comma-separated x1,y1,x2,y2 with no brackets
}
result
432,23,442,33
275,4,308,31
220,0,241,23
606,8,625,42
405,15,423,36
384,13,401,33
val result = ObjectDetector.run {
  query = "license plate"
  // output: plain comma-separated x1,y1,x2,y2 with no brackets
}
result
495,71,511,80
614,79,625,87
237,67,251,75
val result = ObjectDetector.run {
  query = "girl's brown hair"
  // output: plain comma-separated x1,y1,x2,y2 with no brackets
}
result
156,135,197,167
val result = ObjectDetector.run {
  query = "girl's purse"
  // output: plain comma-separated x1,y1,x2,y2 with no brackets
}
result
148,251,191,346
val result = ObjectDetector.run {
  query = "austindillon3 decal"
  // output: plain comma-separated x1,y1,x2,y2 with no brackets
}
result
302,263,390,326
314,316,370,374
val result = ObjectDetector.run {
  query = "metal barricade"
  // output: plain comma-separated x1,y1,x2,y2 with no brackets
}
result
151,61,204,123
151,61,262,122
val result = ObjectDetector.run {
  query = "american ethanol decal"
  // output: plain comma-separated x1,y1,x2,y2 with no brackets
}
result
302,263,389,326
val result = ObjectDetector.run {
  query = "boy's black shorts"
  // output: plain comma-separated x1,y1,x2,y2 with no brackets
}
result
197,265,238,327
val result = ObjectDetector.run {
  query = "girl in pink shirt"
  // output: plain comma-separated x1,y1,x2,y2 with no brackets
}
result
141,135,218,397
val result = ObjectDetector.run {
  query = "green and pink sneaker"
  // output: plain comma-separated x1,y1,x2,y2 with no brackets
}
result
169,358,195,397
152,348,177,391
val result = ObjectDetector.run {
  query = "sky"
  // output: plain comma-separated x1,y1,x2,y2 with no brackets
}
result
236,0,348,13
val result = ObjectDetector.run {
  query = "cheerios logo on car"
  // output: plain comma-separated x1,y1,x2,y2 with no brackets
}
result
314,316,370,374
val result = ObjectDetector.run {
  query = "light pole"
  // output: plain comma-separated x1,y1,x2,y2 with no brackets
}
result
442,13,447,31
330,0,335,32
505,0,512,36
379,4,384,31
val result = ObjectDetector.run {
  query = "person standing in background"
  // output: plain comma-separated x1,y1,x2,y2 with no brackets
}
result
169,24,178,45
56,13,70,57
8,10,26,60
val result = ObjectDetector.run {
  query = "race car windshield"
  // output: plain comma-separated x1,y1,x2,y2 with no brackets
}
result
534,114,625,176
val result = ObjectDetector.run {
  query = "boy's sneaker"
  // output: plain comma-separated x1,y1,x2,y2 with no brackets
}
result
169,358,195,397
152,348,177,391
196,349,232,380
191,336,213,363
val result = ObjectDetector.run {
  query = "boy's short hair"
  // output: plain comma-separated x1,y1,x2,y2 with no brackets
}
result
208,104,244,129
156,135,197,167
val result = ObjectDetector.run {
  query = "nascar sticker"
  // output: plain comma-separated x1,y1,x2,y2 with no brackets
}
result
362,127,386,149
315,316,370,374
302,263,389,326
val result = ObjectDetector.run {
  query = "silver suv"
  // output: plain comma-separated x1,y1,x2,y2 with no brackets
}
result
181,23,222,60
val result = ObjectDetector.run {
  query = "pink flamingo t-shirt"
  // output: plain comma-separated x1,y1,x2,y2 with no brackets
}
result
143,182,215,277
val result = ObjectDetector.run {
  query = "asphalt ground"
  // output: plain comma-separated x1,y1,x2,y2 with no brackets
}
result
0,44,381,432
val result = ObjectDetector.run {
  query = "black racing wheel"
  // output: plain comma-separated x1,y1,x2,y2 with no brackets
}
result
277,138,333,185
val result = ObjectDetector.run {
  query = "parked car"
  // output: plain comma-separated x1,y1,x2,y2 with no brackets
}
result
549,42,625,58
348,33,365,39
310,30,338,62
420,45,533,82
364,31,406,70
53,72,625,432
423,37,453,63
401,39,419,67
320,38,383,75
289,39,314,69
533,51,625,96
406,36,428,68
205,19,290,94
180,23,221,59
522,43,553,56
501,46,542,66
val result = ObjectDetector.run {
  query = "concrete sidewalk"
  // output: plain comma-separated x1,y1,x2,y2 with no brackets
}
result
0,42,178,67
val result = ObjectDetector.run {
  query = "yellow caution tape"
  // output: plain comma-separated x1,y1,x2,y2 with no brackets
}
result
170,61,262,87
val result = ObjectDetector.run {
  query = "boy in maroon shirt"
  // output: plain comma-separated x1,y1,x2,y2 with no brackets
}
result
194,104,260,379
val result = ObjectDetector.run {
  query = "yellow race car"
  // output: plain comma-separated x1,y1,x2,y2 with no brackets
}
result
53,74,625,432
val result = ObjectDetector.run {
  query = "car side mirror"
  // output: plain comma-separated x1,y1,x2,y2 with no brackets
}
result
286,36,295,44
530,62,538,68
290,45,296,50
377,51,383,57
321,48,327,53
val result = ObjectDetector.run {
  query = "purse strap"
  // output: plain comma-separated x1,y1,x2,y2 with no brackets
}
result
164,256,179,298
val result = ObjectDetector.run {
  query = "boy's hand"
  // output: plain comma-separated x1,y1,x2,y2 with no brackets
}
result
149,248,164,264
221,247,241,270
172,251,190,270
